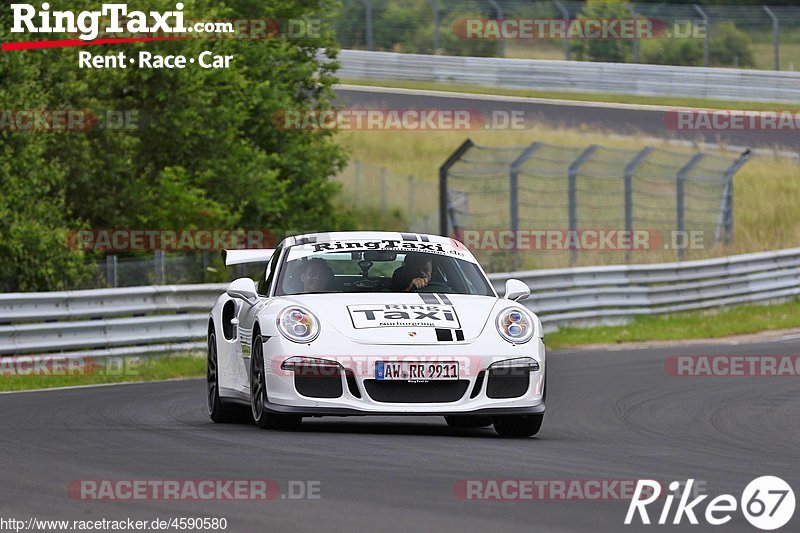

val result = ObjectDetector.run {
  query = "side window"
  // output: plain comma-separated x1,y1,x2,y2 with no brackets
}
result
258,246,282,296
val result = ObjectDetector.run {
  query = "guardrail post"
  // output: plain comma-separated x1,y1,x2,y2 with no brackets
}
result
554,0,571,60
568,145,599,266
763,6,780,71
439,139,474,236
358,0,374,51
714,149,751,246
623,147,654,263
426,0,440,52
105,255,118,288
676,153,705,261
509,142,542,270
487,0,505,57
693,4,710,67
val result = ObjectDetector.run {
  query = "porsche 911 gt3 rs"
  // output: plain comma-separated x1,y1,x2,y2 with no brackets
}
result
207,231,546,437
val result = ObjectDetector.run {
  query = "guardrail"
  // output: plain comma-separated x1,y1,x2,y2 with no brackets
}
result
336,49,800,103
2,247,799,357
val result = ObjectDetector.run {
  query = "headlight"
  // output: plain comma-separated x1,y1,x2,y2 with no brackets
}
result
496,307,534,344
278,306,320,343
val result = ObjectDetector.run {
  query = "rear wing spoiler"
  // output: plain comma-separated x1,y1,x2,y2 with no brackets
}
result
222,249,275,266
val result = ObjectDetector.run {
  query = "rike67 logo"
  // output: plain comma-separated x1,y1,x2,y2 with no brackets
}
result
626,477,795,530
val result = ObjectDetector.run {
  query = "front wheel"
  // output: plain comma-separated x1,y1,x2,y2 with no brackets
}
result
207,332,239,423
250,333,302,430
493,414,544,437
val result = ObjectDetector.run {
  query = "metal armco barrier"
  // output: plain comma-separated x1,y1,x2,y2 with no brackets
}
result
335,50,800,103
2,247,799,358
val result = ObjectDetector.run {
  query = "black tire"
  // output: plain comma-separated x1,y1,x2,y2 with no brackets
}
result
444,415,493,428
250,333,302,430
493,414,544,437
207,331,239,423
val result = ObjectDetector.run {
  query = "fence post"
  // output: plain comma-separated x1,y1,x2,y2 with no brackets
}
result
676,153,705,261
487,0,505,58
554,0,571,60
426,0,440,52
509,142,542,269
693,4,710,67
714,149,751,246
154,250,165,284
380,167,387,211
623,147,654,263
354,159,362,206
407,175,414,226
439,139,474,236
568,145,599,266
358,0,374,51
106,255,118,288
627,4,639,63
763,6,780,71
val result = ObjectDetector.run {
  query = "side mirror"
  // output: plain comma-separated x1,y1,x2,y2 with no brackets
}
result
227,277,258,305
504,279,531,302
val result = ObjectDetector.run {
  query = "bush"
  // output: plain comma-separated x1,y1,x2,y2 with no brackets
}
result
570,0,633,63
710,21,755,68
641,33,704,66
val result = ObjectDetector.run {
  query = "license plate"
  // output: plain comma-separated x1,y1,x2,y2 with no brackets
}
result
375,361,459,381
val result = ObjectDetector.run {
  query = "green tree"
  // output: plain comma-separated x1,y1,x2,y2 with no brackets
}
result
1,0,349,291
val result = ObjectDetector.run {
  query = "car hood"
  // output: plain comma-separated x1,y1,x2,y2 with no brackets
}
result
280,293,501,345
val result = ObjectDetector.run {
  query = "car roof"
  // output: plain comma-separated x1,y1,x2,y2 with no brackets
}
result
282,231,458,247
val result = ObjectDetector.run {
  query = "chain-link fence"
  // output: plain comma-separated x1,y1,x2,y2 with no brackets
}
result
333,160,440,234
39,252,252,291
439,139,750,270
335,0,800,71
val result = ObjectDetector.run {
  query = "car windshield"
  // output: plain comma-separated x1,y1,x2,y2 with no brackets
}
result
275,247,495,297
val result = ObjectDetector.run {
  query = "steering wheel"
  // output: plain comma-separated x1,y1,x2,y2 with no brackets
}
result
415,281,452,293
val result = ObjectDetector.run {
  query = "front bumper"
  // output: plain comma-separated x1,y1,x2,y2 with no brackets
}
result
262,335,546,416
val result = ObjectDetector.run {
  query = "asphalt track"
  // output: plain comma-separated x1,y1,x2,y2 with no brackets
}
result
2,336,799,532
334,86,800,152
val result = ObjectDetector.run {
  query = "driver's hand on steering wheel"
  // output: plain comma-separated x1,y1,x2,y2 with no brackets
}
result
405,276,429,292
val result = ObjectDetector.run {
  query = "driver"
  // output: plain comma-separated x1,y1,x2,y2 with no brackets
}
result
300,258,335,293
392,253,433,292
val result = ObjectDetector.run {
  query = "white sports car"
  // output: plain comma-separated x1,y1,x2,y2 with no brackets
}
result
207,231,546,437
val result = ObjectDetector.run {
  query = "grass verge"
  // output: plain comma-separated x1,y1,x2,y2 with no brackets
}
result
546,298,800,351
340,78,795,111
0,354,205,393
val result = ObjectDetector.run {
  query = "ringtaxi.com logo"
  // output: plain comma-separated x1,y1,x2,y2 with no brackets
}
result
625,477,795,530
